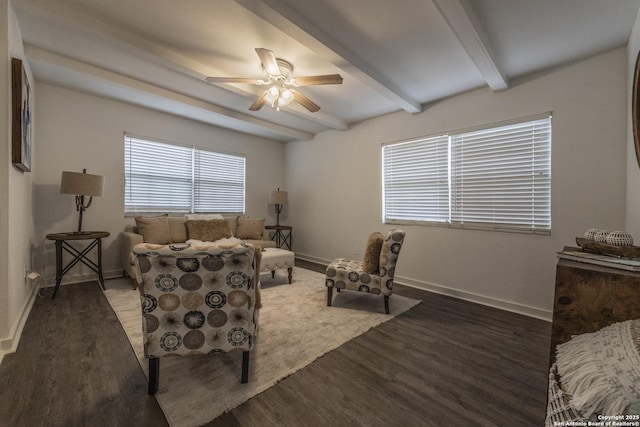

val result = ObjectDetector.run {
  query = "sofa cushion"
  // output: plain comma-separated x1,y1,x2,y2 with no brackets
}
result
168,217,188,242
135,214,172,244
237,217,265,240
362,232,385,273
224,215,239,236
186,219,233,241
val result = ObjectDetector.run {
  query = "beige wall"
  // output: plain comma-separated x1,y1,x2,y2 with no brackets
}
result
286,48,628,320
0,1,38,360
1,10,635,361
32,83,286,285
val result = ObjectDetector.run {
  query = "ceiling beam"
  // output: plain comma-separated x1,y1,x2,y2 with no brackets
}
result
26,46,314,142
236,0,422,113
16,1,347,134
432,0,508,91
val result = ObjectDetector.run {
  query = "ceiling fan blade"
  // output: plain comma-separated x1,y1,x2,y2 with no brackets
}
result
293,91,320,112
205,77,260,84
293,74,343,86
249,91,268,111
255,48,280,75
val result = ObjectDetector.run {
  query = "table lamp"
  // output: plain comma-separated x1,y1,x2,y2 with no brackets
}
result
60,169,104,233
269,188,288,226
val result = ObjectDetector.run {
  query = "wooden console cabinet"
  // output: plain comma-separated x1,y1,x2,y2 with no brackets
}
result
549,258,640,366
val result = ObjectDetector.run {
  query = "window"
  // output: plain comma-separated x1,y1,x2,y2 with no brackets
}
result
382,114,551,234
124,135,245,214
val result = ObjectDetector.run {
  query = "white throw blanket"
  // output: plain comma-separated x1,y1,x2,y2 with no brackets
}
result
185,237,243,248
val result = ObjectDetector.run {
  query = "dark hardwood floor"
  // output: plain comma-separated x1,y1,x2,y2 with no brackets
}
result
0,280,168,427
0,260,551,426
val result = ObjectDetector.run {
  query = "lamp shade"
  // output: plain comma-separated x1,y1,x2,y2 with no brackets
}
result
60,171,104,197
269,190,288,205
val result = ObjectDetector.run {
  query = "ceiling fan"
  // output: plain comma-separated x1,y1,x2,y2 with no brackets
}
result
205,48,343,113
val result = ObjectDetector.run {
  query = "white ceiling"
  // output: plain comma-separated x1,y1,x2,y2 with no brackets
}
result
12,0,640,142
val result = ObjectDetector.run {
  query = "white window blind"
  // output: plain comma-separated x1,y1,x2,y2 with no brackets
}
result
450,117,551,233
124,135,245,214
382,114,552,234
383,134,449,223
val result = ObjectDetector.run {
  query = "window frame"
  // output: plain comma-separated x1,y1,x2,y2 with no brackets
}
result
382,113,552,235
124,134,246,215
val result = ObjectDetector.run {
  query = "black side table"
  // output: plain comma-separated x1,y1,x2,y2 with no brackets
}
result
46,231,110,299
265,225,292,250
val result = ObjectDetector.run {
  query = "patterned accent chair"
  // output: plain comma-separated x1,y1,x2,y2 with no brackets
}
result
325,229,405,314
133,242,260,394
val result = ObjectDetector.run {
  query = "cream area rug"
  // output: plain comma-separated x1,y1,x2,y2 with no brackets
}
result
103,267,421,427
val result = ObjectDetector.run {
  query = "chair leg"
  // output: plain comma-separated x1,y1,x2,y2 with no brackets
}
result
384,295,390,314
241,351,250,384
327,287,333,306
148,357,159,395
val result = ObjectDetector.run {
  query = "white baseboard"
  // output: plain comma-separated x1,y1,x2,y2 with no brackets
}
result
396,276,552,321
295,253,332,266
0,285,38,365
295,252,552,322
38,269,125,288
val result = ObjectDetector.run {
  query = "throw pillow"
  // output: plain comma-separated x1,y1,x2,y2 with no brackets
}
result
225,215,239,236
135,215,172,244
362,232,385,273
186,219,232,242
236,217,265,240
556,319,640,417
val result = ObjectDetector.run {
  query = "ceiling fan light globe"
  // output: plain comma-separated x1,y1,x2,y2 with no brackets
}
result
265,86,279,103
280,89,294,105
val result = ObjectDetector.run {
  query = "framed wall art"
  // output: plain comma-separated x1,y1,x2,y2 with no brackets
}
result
11,58,32,172
633,50,640,170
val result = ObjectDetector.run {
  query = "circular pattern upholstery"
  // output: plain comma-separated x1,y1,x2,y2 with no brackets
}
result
155,274,178,292
160,332,182,352
158,294,181,311
133,243,257,357
202,255,225,271
177,258,200,272
142,294,157,313
226,272,250,288
205,291,226,309
183,311,205,329
325,229,405,297
179,273,202,291
207,309,227,327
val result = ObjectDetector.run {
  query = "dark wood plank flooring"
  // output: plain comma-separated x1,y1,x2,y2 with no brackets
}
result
0,260,551,426
0,281,168,427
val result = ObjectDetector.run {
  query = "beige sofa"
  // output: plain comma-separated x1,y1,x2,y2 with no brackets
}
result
120,215,275,286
